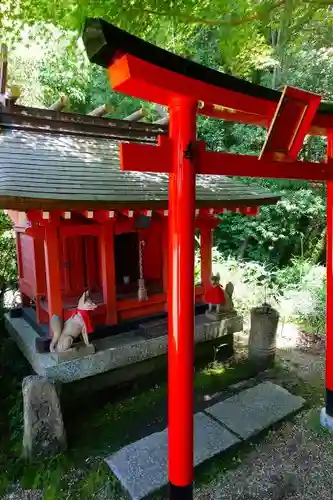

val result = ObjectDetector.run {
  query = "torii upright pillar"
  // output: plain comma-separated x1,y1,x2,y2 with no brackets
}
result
168,96,197,497
321,133,333,428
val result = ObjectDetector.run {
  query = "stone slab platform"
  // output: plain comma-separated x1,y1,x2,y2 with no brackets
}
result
105,382,305,500
5,313,242,383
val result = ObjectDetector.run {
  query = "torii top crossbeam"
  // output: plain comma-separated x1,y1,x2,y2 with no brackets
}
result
83,17,333,137
83,18,333,182
83,17,333,500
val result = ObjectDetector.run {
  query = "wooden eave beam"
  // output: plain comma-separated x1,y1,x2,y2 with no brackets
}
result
0,105,168,141
197,148,332,181
88,103,112,117
105,53,333,136
198,102,273,129
124,108,147,121
1,96,333,138
49,95,68,111
198,102,333,137
0,195,274,212
108,54,333,136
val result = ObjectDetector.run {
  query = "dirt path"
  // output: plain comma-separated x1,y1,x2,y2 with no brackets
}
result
196,324,330,500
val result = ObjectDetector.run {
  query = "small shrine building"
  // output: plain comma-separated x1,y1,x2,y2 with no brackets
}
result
0,105,279,339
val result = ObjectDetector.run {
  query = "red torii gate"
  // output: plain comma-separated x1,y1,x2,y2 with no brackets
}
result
83,18,333,500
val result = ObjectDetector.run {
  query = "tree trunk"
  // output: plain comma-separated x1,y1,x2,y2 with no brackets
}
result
271,0,294,89
311,227,326,264
238,236,250,259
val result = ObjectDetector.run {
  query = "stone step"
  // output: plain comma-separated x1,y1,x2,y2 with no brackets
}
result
106,412,240,500
205,381,305,440
139,318,168,338
104,382,305,499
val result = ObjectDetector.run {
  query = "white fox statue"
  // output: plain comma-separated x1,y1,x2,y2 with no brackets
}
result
49,290,97,353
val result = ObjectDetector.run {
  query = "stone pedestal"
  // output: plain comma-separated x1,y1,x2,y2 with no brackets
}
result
22,375,66,460
248,304,279,369
320,407,333,431
203,314,243,341
50,342,95,364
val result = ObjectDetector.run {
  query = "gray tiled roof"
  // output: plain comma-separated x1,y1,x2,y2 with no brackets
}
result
0,129,279,209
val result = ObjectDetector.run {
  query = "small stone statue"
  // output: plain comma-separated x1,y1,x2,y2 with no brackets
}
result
204,273,235,320
220,282,235,314
49,290,97,352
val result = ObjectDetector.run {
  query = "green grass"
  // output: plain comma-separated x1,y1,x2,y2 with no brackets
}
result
194,358,255,393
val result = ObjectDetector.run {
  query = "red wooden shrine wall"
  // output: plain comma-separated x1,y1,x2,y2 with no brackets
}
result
20,234,35,289
15,213,205,327
60,235,102,296
16,216,166,322
141,223,162,283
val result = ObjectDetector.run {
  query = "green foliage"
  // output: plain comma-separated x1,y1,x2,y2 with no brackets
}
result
277,256,326,334
2,0,333,84
214,187,326,266
211,251,326,334
299,277,326,334
0,214,17,310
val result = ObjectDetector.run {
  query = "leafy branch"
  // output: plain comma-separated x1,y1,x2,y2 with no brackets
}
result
127,0,286,27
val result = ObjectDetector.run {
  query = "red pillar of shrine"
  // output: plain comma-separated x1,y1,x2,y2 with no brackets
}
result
322,133,333,425
100,221,117,325
168,96,197,499
44,225,63,331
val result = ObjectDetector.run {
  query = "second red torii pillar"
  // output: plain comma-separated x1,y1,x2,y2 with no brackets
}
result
168,96,197,498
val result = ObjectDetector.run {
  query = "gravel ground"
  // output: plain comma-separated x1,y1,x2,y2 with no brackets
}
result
2,489,42,500
195,409,333,500
196,324,330,500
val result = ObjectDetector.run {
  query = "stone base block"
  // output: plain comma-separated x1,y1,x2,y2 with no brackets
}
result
22,375,66,460
50,342,95,363
320,407,333,430
203,314,243,341
5,313,236,384
139,318,168,338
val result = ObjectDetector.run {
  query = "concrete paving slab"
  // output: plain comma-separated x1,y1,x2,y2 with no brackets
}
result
105,412,239,500
205,381,305,440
